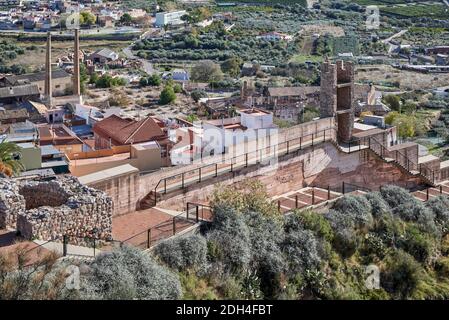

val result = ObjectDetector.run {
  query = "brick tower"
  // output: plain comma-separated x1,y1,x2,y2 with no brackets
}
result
320,60,355,142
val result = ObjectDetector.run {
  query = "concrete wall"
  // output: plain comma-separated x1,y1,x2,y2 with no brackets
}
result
87,171,140,216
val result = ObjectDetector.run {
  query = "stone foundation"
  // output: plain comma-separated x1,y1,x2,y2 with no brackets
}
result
0,176,113,244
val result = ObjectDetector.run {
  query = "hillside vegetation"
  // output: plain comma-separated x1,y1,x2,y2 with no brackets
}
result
3,181,449,300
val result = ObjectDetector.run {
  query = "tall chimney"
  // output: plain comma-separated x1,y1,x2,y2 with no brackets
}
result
44,31,52,106
73,28,81,97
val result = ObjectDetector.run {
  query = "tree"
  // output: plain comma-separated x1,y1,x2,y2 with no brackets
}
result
80,11,96,26
191,89,207,102
191,60,223,83
0,139,24,177
384,94,401,112
147,74,161,86
159,85,176,105
186,114,199,123
139,77,148,87
221,57,243,78
119,13,133,25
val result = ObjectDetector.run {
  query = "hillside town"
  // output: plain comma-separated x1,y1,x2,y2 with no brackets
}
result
1,0,449,304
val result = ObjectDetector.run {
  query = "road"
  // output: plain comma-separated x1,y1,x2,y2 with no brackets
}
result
123,43,155,75
382,29,408,45
0,26,142,36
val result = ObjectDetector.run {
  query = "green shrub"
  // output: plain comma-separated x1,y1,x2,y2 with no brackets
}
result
381,250,424,299
380,185,417,209
427,196,449,233
154,234,208,272
159,85,176,105
364,192,391,218
333,195,373,229
398,224,439,264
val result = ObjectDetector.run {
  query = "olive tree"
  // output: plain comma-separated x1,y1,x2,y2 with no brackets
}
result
154,234,208,272
81,246,181,300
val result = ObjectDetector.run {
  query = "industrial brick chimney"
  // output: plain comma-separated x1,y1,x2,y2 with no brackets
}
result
73,28,81,97
44,31,52,106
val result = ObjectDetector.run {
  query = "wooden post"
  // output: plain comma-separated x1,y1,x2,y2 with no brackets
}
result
278,200,281,212
173,218,176,235
342,182,345,195
440,185,443,194
312,188,315,205
147,229,151,249
295,195,298,209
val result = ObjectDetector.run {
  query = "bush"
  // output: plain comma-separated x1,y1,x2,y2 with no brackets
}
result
393,201,437,234
243,211,285,275
398,224,439,264
148,74,162,86
139,77,148,87
380,185,418,209
207,206,252,273
324,209,360,257
381,250,424,299
288,210,333,242
159,85,176,105
427,196,449,233
364,192,391,219
154,234,208,272
191,89,207,102
282,228,322,274
173,83,182,93
333,195,373,229
82,246,181,300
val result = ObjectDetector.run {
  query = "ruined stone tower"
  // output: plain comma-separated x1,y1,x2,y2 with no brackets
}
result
44,31,52,106
320,60,355,142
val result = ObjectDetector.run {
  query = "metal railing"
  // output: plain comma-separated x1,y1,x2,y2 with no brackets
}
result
151,126,337,205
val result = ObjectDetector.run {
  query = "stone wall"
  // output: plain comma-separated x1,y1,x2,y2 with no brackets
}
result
0,176,113,244
154,142,426,212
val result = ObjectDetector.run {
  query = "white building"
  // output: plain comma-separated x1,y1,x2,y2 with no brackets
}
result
75,104,121,126
202,109,277,155
155,10,186,27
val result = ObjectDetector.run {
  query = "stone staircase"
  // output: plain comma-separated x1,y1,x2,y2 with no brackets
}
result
331,137,437,187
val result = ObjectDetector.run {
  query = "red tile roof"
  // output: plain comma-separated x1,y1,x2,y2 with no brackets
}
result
93,114,166,145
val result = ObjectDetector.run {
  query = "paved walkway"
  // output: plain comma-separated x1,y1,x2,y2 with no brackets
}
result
413,180,449,202
272,187,341,213
155,135,330,196
112,208,195,249
33,240,99,258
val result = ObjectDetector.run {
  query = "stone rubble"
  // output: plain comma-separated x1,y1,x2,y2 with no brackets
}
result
0,176,113,245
